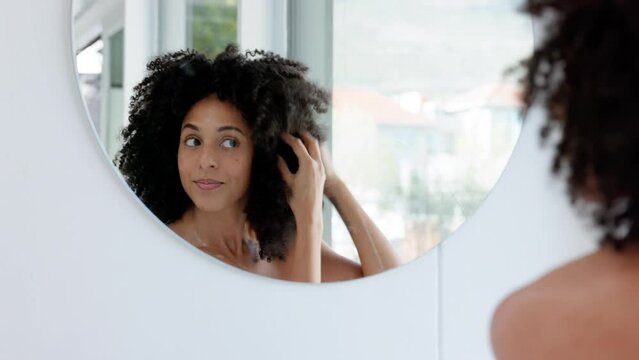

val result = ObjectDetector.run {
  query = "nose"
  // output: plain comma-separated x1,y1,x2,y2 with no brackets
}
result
199,147,219,169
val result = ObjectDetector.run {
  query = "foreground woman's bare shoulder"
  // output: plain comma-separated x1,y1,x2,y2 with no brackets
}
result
492,248,639,359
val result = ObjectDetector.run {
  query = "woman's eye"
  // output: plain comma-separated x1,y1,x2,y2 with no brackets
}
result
185,138,200,147
221,138,239,148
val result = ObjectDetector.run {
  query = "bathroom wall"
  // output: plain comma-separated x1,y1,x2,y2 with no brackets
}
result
0,1,594,359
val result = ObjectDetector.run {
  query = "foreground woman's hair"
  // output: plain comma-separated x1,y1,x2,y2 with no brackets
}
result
522,0,639,246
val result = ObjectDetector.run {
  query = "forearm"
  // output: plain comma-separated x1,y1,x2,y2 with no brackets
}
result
287,217,323,283
327,180,402,276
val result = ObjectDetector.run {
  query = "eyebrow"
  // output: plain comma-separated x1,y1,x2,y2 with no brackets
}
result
181,123,245,135
217,126,245,135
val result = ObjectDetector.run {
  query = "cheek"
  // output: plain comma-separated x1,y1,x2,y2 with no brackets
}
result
176,150,193,181
176,152,185,176
230,151,253,185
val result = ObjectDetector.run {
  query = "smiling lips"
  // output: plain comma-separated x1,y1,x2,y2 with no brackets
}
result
195,179,224,190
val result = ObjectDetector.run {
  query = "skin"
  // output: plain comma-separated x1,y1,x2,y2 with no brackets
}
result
491,244,639,359
490,170,638,357
169,94,400,282
170,95,256,270
321,145,402,275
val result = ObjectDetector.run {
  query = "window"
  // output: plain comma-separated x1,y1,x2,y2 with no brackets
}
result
75,0,239,157
331,0,533,262
75,29,125,159
76,38,104,134
105,29,125,158
187,0,237,58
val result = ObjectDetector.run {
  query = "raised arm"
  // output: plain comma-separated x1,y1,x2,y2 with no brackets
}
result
277,132,326,283
321,144,402,276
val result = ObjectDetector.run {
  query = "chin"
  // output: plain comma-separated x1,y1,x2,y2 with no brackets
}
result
192,194,246,214
193,201,229,213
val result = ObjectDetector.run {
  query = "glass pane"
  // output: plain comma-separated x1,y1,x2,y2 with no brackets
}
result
109,30,124,87
105,29,125,159
187,0,238,58
76,39,103,134
332,0,533,262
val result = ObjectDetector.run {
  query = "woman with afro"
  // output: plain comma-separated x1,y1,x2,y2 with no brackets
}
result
491,0,639,358
116,44,401,283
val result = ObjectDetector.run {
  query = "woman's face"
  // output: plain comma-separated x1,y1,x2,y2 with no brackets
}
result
177,95,254,213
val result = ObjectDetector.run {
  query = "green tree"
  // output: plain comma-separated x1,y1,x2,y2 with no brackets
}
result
189,0,237,58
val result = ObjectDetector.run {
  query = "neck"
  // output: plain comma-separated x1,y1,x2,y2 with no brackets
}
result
186,205,249,260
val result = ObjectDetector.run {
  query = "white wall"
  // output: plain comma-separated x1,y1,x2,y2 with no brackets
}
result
439,106,598,359
0,1,594,359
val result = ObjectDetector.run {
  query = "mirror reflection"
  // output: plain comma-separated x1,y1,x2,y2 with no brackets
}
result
73,0,533,282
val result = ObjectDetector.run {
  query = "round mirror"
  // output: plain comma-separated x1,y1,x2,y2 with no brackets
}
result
73,0,533,282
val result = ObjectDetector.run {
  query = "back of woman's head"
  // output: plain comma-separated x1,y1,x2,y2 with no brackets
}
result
116,44,329,260
522,0,639,246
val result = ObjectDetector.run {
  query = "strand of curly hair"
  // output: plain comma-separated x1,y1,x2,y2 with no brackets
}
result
521,0,639,247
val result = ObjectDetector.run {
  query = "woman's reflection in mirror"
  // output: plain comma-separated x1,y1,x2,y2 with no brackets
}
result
491,0,639,358
115,45,401,283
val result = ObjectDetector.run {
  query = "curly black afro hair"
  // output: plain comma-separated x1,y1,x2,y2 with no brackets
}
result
521,0,639,247
115,44,329,260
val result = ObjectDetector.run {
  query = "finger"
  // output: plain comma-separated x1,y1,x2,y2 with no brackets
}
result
300,131,322,162
277,155,293,183
281,133,311,162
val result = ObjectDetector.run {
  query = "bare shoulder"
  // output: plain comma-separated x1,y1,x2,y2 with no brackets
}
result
491,282,558,360
321,242,364,282
492,248,639,359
